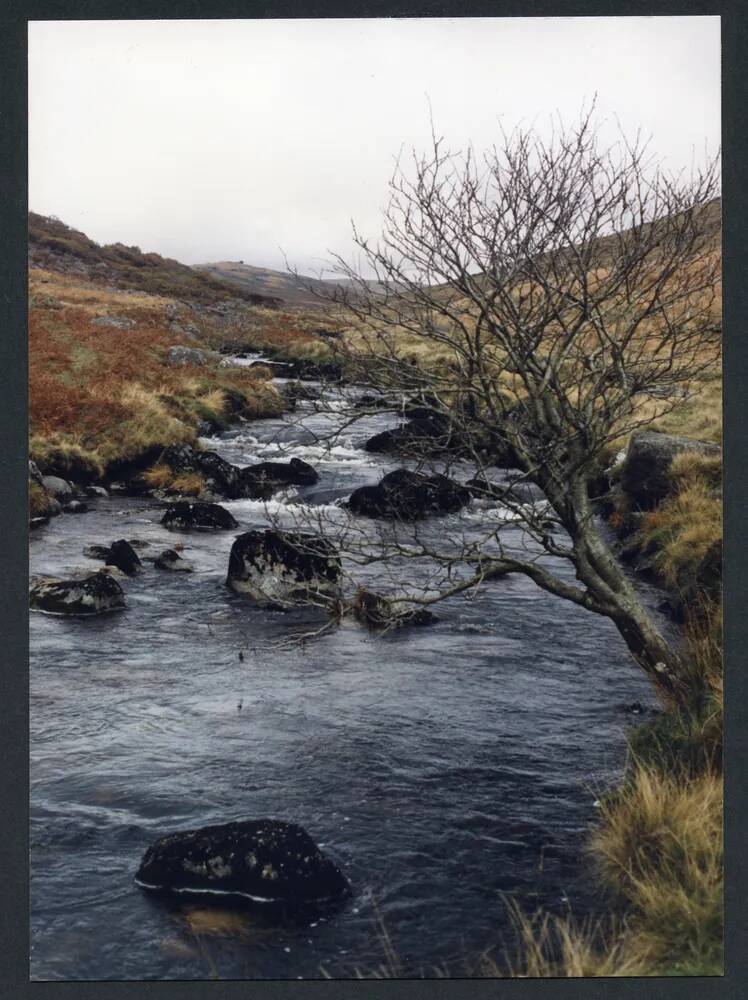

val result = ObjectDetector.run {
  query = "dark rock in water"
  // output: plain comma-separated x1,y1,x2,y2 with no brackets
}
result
623,701,646,715
83,539,142,575
243,458,319,489
84,544,112,560
41,475,73,502
63,500,88,514
161,443,198,476
347,469,470,520
84,485,109,498
353,393,392,411
154,549,193,573
353,589,438,630
227,529,341,607
30,572,125,616
197,419,223,437
162,502,238,531
106,539,142,576
135,819,350,905
283,381,321,406
194,451,240,496
364,416,452,455
159,444,259,499
621,431,721,509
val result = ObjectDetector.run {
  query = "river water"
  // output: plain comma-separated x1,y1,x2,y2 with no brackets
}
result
29,375,665,980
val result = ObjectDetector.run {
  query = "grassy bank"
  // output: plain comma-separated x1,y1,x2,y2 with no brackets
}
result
28,270,293,482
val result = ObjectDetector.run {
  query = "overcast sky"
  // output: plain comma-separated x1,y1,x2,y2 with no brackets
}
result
29,17,720,275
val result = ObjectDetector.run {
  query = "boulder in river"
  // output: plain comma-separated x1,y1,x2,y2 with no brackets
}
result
243,458,319,488
63,500,88,514
41,475,73,502
135,819,350,906
154,549,194,573
161,501,238,531
106,539,142,576
364,416,452,455
29,572,126,616
353,589,438,630
227,529,341,607
347,469,471,520
621,431,721,508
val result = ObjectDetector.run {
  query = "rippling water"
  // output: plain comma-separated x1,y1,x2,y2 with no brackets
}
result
30,382,666,980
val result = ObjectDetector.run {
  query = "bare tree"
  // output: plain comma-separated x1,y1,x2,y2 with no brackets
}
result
287,109,721,701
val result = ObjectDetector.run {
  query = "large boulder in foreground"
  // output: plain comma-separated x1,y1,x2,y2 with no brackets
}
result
347,469,471,520
621,431,721,508
29,572,125,615
161,501,238,531
227,529,341,607
135,819,350,906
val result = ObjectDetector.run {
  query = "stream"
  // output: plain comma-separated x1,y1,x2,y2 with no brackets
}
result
30,371,667,980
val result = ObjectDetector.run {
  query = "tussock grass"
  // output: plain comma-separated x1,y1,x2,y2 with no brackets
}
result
28,288,288,479
639,483,722,594
142,466,207,496
29,480,55,518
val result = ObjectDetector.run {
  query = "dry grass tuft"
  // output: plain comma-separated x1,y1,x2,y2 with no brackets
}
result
640,483,722,593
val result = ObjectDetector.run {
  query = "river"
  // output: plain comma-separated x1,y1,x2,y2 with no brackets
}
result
29,371,665,980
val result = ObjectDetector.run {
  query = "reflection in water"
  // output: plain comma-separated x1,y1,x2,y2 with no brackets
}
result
30,385,664,980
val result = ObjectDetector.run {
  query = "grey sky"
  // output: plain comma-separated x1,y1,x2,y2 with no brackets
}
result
29,17,720,275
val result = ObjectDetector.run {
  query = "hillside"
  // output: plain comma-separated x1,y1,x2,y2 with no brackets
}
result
195,260,387,309
29,213,283,307
27,214,343,490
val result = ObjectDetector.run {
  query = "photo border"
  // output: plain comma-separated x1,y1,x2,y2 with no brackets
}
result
2,2,744,997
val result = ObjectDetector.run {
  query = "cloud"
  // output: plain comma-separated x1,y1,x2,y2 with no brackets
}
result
29,16,720,274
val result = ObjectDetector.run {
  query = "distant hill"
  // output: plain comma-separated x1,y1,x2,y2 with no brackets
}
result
195,260,386,309
28,213,283,308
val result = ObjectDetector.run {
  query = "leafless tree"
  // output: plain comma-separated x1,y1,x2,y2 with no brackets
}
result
285,109,721,701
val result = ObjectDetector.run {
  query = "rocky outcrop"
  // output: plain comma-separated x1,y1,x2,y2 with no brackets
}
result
92,315,135,330
161,501,238,531
154,549,194,572
167,345,222,367
227,529,341,607
621,431,721,509
353,589,438,630
135,819,350,906
29,572,126,615
346,469,471,520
